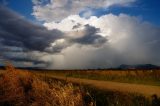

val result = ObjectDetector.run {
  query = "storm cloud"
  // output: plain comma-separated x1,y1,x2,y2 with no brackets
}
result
0,6,63,52
0,6,108,67
71,24,107,46
44,14,160,69
0,6,64,66
0,1,160,69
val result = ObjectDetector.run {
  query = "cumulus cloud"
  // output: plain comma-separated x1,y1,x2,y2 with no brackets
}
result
43,14,160,69
0,6,107,67
32,0,136,21
1,2,160,69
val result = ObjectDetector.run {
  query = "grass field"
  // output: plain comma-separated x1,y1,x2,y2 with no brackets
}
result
0,66,160,106
34,69,160,86
0,65,86,106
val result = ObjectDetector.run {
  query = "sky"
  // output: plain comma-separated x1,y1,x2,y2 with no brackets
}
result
0,0,160,69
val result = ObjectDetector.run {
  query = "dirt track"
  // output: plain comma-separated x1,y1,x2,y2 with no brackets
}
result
47,75,160,97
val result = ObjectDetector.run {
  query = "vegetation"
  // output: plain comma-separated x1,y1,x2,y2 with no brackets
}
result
38,70,160,86
38,75,155,106
0,65,160,106
0,65,86,106
83,86,151,106
38,74,159,106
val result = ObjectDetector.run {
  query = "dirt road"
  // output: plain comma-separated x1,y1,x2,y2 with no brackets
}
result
44,74,160,97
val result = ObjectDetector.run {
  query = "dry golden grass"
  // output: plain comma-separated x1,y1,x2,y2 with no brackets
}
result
0,64,91,106
54,69,160,86
68,70,160,78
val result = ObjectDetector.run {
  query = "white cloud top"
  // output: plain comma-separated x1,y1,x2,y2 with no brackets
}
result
41,14,160,69
32,0,136,21
1,1,160,69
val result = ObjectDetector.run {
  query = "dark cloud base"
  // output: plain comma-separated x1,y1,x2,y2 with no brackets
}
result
0,6,107,68
0,6,63,67
0,5,160,69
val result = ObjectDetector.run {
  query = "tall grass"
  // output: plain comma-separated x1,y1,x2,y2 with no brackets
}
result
41,76,154,106
1,65,159,106
0,64,87,106
83,85,151,106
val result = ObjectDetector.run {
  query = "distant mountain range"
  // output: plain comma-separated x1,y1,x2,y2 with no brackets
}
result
117,64,160,70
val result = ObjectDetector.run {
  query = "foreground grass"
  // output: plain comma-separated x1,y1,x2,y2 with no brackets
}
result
1,66,160,106
0,65,86,106
40,75,156,106
83,85,151,106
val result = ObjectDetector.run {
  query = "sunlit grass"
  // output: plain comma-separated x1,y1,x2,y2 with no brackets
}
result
0,64,86,106
36,70,160,86
1,65,159,106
